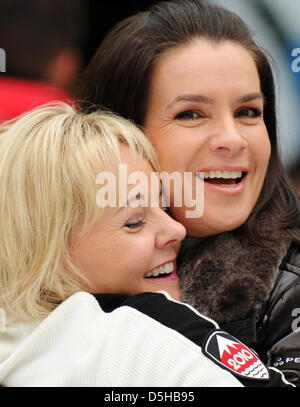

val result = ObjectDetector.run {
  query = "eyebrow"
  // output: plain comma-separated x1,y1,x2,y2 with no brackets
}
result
115,193,144,213
167,94,214,110
239,92,265,103
114,184,164,214
166,92,265,110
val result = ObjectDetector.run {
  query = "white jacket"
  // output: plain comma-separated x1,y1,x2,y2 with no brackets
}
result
0,291,291,387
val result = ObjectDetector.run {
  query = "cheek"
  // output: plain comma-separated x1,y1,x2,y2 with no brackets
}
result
147,131,171,160
256,132,271,173
72,231,112,277
245,123,270,169
150,135,196,174
146,122,188,161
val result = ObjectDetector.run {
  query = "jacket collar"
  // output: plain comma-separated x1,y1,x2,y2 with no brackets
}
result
177,230,290,344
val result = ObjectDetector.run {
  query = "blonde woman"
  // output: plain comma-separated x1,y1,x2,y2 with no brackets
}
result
0,103,291,387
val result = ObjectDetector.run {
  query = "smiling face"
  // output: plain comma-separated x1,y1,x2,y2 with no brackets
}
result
144,39,271,236
73,145,186,300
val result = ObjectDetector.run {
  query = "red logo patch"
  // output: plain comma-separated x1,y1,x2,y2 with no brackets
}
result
203,331,269,381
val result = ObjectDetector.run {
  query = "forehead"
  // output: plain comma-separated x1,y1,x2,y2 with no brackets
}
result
149,39,261,100
119,144,160,191
119,144,152,172
117,143,161,197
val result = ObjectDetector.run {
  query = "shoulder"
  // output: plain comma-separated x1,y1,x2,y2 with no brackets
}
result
14,291,241,387
257,242,300,385
3,291,291,386
281,241,300,274
268,242,300,306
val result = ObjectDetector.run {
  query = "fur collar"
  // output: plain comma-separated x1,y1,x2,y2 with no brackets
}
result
177,229,289,326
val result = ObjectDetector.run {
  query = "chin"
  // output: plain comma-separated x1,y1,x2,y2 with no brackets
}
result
184,213,250,237
165,288,181,301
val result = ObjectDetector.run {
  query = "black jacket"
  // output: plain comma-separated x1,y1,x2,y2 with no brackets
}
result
256,242,300,386
178,236,300,386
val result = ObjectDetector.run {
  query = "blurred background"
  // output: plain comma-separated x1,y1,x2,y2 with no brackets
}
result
0,0,299,187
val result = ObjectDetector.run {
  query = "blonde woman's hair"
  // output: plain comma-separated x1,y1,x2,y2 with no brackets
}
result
0,102,160,321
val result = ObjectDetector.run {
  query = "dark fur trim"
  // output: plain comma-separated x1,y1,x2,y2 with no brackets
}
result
178,231,289,324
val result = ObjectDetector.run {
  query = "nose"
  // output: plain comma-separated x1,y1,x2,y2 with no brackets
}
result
209,116,247,157
155,209,186,249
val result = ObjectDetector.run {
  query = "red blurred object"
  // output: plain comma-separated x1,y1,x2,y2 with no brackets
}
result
0,77,72,123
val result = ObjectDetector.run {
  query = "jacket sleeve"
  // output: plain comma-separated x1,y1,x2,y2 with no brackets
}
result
256,261,300,386
94,291,293,387
1,291,292,387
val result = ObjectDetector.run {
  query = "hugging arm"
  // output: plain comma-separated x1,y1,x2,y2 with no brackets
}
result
93,291,293,387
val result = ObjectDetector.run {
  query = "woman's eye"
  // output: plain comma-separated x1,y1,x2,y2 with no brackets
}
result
175,110,201,120
124,219,145,230
236,107,262,118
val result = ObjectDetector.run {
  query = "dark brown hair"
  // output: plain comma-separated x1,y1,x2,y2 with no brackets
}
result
75,0,300,246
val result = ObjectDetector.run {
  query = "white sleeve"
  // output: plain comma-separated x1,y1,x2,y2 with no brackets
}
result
98,304,243,387
3,291,291,387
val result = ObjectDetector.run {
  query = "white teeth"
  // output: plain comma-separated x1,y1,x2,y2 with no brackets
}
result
203,170,242,179
145,262,174,278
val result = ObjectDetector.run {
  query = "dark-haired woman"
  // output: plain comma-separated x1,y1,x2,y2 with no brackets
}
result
75,0,300,385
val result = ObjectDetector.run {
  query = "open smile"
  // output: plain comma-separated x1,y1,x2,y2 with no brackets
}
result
144,259,178,281
196,167,248,196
